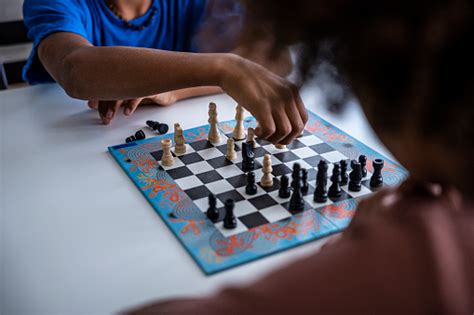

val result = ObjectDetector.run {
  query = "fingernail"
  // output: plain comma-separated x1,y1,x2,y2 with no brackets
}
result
106,110,113,119
124,108,131,115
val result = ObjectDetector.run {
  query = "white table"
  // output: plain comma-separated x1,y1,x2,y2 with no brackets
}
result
0,83,389,314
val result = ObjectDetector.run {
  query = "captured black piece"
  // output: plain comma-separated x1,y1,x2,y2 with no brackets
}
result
241,142,255,172
370,158,384,188
349,160,362,192
359,155,368,178
206,193,219,221
146,120,169,135
125,130,146,143
314,160,328,202
223,199,237,229
340,159,349,185
328,163,342,198
278,174,291,198
245,171,258,195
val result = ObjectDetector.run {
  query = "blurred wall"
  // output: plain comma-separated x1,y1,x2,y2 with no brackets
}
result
0,0,23,22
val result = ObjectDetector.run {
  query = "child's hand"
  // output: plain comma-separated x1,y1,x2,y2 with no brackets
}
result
220,54,307,145
88,93,177,125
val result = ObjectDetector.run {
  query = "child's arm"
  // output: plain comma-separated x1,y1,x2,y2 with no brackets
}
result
39,32,305,144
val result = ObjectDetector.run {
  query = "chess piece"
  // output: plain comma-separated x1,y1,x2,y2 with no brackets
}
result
126,130,146,143
208,102,221,143
278,175,291,198
291,163,302,190
370,159,384,188
314,160,328,202
246,127,256,148
260,154,274,187
226,138,237,160
245,171,258,195
289,173,305,212
223,199,237,229
275,144,286,150
146,120,169,134
340,159,349,185
206,193,219,221
232,104,246,141
359,155,368,178
348,160,362,192
173,123,186,155
241,142,255,172
328,163,342,198
160,139,174,166
301,168,309,193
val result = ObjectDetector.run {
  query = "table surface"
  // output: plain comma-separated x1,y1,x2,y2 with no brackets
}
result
0,83,390,314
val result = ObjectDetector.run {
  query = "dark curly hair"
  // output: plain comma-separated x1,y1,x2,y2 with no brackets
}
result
243,0,474,149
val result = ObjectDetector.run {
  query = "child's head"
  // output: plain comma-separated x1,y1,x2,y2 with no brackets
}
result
244,0,474,195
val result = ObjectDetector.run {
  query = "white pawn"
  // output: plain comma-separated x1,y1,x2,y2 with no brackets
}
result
260,154,274,187
232,104,246,141
208,102,221,143
225,138,237,161
174,123,186,155
161,139,174,166
275,143,286,150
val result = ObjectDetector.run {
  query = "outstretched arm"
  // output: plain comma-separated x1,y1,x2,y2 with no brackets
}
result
38,32,305,144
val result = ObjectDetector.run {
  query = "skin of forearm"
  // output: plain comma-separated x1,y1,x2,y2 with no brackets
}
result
61,46,229,101
170,86,222,101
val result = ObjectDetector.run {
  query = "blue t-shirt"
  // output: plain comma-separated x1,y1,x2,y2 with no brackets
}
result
23,0,208,84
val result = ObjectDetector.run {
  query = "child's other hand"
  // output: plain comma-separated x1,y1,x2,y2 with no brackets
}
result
88,93,177,125
220,54,307,145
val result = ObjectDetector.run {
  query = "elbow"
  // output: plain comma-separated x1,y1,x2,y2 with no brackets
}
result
59,52,90,100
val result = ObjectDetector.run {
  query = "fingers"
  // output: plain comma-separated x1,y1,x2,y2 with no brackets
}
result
98,100,123,125
254,109,276,140
123,98,142,116
267,109,292,144
88,100,99,110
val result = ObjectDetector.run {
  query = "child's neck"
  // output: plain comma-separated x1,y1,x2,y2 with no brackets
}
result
112,0,152,21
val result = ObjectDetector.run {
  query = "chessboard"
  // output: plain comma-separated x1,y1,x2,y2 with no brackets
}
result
108,107,408,275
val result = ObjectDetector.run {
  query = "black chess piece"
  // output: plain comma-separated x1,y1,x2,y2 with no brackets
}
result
301,168,309,194
125,130,146,143
328,163,342,198
278,175,291,198
340,159,349,185
291,163,302,190
370,159,384,188
349,160,362,192
146,120,169,135
245,171,258,195
206,193,219,221
314,160,329,202
289,175,305,212
223,199,237,229
241,142,255,172
359,155,368,178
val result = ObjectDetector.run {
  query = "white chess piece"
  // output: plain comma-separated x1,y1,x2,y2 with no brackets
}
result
260,154,274,187
232,104,246,141
208,102,221,143
174,123,186,155
225,138,237,161
161,139,174,166
275,144,286,150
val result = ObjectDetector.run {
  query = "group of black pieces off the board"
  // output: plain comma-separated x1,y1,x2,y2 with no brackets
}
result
125,120,169,143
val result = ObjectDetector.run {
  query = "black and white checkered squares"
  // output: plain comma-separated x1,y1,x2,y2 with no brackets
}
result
151,131,376,237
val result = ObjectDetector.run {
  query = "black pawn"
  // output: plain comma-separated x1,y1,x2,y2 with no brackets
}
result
291,163,302,189
245,171,258,195
370,159,384,188
289,177,305,212
223,199,237,229
278,175,291,198
135,130,146,140
348,160,362,192
146,120,169,135
328,163,342,198
314,160,328,203
206,193,219,221
301,168,309,194
340,159,349,185
359,155,368,178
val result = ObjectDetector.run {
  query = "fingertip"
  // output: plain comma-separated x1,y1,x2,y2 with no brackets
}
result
124,107,131,116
